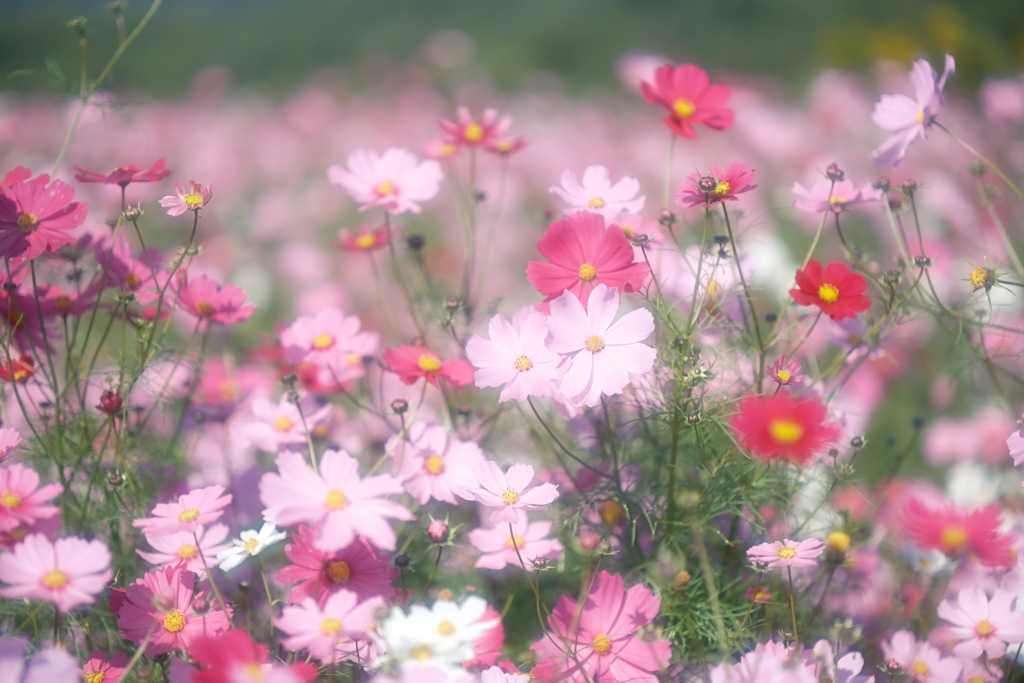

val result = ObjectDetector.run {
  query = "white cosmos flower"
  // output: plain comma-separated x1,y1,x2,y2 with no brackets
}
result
549,165,645,221
217,522,287,571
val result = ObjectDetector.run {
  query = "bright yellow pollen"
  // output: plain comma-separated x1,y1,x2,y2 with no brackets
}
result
312,333,334,350
592,634,613,655
346,353,361,365
585,335,605,353
194,301,215,316
588,197,606,209
242,663,264,681
514,355,533,372
425,455,445,475
16,213,38,230
163,610,187,633
436,619,457,636
829,196,847,205
578,263,597,281
777,547,798,559
826,531,851,552
672,98,696,118
328,560,351,583
714,181,730,196
376,179,396,195
437,589,454,601
464,123,484,142
183,192,203,207
776,370,791,381
911,661,930,677
768,419,805,445
177,545,198,559
273,415,294,432
817,284,840,303
976,619,995,637
244,538,260,550
505,535,526,549
970,267,993,289
320,618,343,635
84,672,106,683
941,525,968,550
409,645,433,660
324,488,350,510
915,110,925,124
417,354,442,372
0,493,21,508
177,508,200,523
354,234,377,249
501,489,520,504
42,570,68,589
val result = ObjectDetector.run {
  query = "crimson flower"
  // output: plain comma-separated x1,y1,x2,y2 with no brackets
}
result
789,260,871,321
676,163,757,207
0,356,35,383
382,345,474,387
731,393,841,466
73,159,171,186
640,63,734,139
902,497,1015,567
189,629,318,683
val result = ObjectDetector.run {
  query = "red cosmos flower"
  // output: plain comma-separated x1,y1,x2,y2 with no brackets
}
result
189,629,318,683
731,393,841,466
438,106,513,152
73,159,171,186
0,356,35,383
382,345,474,387
790,260,871,321
902,497,1015,567
0,171,87,263
640,63,735,139
526,211,649,311
676,163,757,207
336,225,389,252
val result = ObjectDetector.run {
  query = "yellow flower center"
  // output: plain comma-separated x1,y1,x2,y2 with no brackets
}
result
327,560,351,583
826,531,851,552
505,535,526,549
55,296,72,312
409,645,433,660
464,123,484,142
194,301,215,316
417,353,442,372
244,538,260,550
0,492,21,508
311,333,334,350
941,525,968,550
242,664,263,681
84,672,106,683
588,197,606,209
437,589,454,601
425,455,445,475
183,192,203,207
177,508,200,523
592,634,613,655
599,501,625,525
124,272,141,289
776,370,791,381
273,415,294,432
768,419,805,445
376,179,396,196
354,234,377,249
163,610,187,633
817,284,840,303
320,618,343,635
672,98,696,118
324,488,350,510
714,181,730,196
829,196,847,205
777,547,797,559
42,570,68,589
911,661,930,677
578,263,597,281
16,213,38,231
501,488,520,504
585,335,605,353
514,355,533,372
915,110,925,124
436,619,457,635
441,142,459,156
177,545,198,559
976,619,995,637
970,267,993,289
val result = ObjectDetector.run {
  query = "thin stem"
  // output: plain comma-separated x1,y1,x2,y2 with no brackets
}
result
690,514,728,652
254,555,276,642
526,397,609,478
195,531,235,628
787,566,799,642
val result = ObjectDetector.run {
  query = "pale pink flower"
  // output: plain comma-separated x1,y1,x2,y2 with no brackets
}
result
177,274,257,325
0,638,80,683
132,485,233,536
388,421,484,505
466,309,562,403
545,284,656,407
1008,415,1024,468
768,355,805,386
280,307,379,384
549,166,645,221
260,449,413,551
460,461,559,525
709,641,817,683
871,54,956,166
468,513,563,571
937,587,1024,660
275,591,384,663
792,177,882,214
747,538,824,569
0,463,61,533
482,666,530,683
236,394,334,453
327,148,443,215
0,428,22,461
882,630,962,683
807,639,874,683
0,534,111,611
158,180,213,216
137,524,232,573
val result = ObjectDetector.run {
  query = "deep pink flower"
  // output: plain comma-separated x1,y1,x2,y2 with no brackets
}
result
531,571,671,683
640,63,734,139
336,225,390,252
260,448,413,551
902,497,1015,567
81,652,128,683
132,485,233,536
2,167,32,187
0,534,112,611
137,524,232,573
0,172,87,262
438,107,513,152
383,345,474,387
792,177,882,214
768,355,805,386
731,393,841,466
468,513,563,571
177,274,256,325
549,166,645,221
94,238,162,302
871,55,956,166
460,461,559,525
465,606,506,671
938,587,1024,660
0,463,62,534
526,211,649,311
159,180,213,216
275,591,384,663
882,630,962,683
746,538,825,569
676,163,757,207
790,260,871,321
277,525,397,604
389,421,484,505
328,148,442,215
189,629,318,683
73,159,171,186
39,283,100,318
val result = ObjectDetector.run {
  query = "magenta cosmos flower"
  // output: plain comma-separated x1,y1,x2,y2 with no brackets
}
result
549,166,645,221
438,106,514,152
277,525,397,604
871,54,955,166
0,534,111,611
132,484,232,536
465,310,562,403
118,565,232,657
383,345,474,387
328,148,442,215
276,591,384,663
527,211,649,312
73,159,171,186
95,238,162,303
388,421,484,505
260,448,413,552
188,629,318,683
0,463,61,534
676,163,757,207
882,630,962,683
531,571,671,683
81,652,127,683
468,512,563,571
746,538,825,569
640,63,734,139
460,461,559,525
0,171,87,263
768,355,805,386
938,587,1024,659
177,274,256,325
792,176,882,214
137,524,232,573
159,180,213,216
545,284,656,408
336,225,390,252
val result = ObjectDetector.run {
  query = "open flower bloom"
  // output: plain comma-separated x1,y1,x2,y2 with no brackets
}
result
188,629,318,683
280,307,379,383
792,177,882,214
465,309,563,403
938,587,1024,660
383,345,474,387
871,54,956,166
0,638,80,683
388,421,484,505
81,652,127,683
676,163,757,207
132,485,233,536
902,497,1015,567
747,538,825,569
159,180,213,216
0,463,62,533
328,148,443,215
459,461,559,525
276,591,385,663
549,166,645,221
236,393,334,453
882,630,962,683
137,524,232,573
216,522,288,572
640,63,734,139
0,171,87,263
438,106,513,151
731,393,841,466
790,260,871,321
0,428,21,461
336,225,390,252
468,512,563,571
276,525,397,603
177,274,257,325
768,355,805,386
0,534,112,611
73,158,171,186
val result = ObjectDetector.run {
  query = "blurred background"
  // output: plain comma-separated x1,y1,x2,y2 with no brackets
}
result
3,0,1024,97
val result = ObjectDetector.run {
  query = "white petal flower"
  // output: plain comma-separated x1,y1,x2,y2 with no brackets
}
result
217,523,287,572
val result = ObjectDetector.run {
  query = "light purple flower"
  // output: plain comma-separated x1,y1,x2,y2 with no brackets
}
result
871,54,955,166
792,177,882,214
937,587,1024,660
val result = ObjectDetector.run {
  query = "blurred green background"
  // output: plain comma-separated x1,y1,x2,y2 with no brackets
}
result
3,0,1023,97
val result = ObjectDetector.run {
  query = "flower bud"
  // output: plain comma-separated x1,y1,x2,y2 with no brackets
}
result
191,597,210,614
123,204,142,221
825,163,845,182
825,530,852,564
578,531,601,551
394,553,411,568
872,177,891,192
658,209,678,226
406,234,425,250
697,176,717,193
532,557,549,570
280,372,298,387
671,571,691,593
427,519,449,543
391,399,408,415
914,255,931,268
850,436,864,449
96,390,123,416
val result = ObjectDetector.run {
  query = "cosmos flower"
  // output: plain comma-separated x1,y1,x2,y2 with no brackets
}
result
177,274,257,325
937,587,1024,659
746,538,825,569
459,461,559,525
902,497,1015,567
188,629,318,683
275,591,384,663
383,345,474,387
465,309,562,403
882,630,962,683
438,107,513,151
73,159,171,186
389,421,484,505
0,463,62,534
768,355,805,386
640,63,734,139
159,180,214,216
276,525,397,604
328,148,443,215
792,176,882,214
80,652,128,683
467,512,563,571
871,55,956,166
137,524,232,573
216,522,288,572
549,166,645,221
676,163,757,207
0,534,112,611
132,485,233,536
336,225,390,252
790,260,871,321
0,171,87,263
731,393,841,466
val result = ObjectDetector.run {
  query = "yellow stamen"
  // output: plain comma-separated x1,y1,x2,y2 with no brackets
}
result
505,535,526,549
16,213,38,231
55,296,72,312
578,263,597,281
592,634,613,655
0,492,21,508
183,192,203,207
328,560,351,583
768,419,804,445
776,370,791,381
376,179,396,195
320,618,343,635
941,525,968,550
714,181,730,196
777,547,797,559
194,301,215,316
976,619,995,637
464,123,484,142
84,672,106,683
911,661,930,677
177,545,198,559
42,570,68,589
324,488,349,510
829,196,847,205
312,333,334,350
501,489,520,504
588,197,606,209
672,98,696,118
354,234,377,249
244,538,260,550
826,531,851,552
409,645,433,660
514,355,533,372
436,619,457,636
417,354,442,372
425,455,445,475
915,110,925,124
273,415,294,432
970,267,994,290
817,284,840,303
585,335,605,353
177,508,199,523
163,610,187,633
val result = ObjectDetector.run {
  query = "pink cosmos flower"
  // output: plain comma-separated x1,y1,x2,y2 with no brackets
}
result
526,211,649,312
81,652,128,683
260,448,413,551
280,307,379,383
389,421,484,505
0,172,87,263
189,629,318,683
792,176,883,214
95,238,162,302
545,284,656,407
73,159,171,186
902,497,1015,567
327,148,443,215
807,639,874,683
640,63,734,139
137,524,232,573
277,525,397,604
159,180,214,216
132,485,233,536
746,538,825,569
709,641,817,683
937,587,1024,659
236,394,334,453
871,54,956,166
118,565,232,657
1008,415,1024,468
336,225,390,252
768,355,805,386
0,534,111,611
0,463,62,534
549,166,645,221
383,345,474,387
676,163,757,207
275,591,384,663
0,428,21,461
2,167,32,187
438,107,513,151
882,630,962,683
177,274,257,325
460,461,559,524
482,666,529,683
531,571,671,683
465,310,562,403
0,637,80,683
40,283,100,318
468,513,563,571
